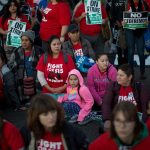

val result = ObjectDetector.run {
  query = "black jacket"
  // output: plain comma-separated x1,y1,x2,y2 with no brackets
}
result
110,0,126,24
20,121,89,150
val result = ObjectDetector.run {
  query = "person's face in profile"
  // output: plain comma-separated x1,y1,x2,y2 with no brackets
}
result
39,110,57,130
113,111,135,143
117,70,132,86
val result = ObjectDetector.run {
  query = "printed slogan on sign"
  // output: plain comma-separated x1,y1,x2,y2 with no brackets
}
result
84,0,102,24
123,11,148,29
6,20,26,47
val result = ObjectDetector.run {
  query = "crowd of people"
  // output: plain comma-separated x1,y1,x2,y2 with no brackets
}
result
0,0,150,149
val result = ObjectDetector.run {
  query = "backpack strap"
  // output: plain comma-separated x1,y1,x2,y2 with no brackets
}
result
43,52,48,65
63,52,68,64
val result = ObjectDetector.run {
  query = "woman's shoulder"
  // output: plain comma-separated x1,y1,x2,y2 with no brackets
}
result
2,121,22,137
89,132,116,149
89,63,97,70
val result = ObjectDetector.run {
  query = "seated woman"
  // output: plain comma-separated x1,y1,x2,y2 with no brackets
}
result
87,53,117,108
102,64,149,131
0,115,24,149
22,94,89,149
36,35,75,100
89,101,150,150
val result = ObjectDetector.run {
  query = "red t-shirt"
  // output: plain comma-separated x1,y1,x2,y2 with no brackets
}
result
26,0,34,7
40,2,71,41
118,86,137,105
36,52,75,93
146,118,150,134
25,50,32,57
74,3,107,36
73,43,83,56
0,15,31,31
127,2,145,11
0,121,24,150
36,132,64,150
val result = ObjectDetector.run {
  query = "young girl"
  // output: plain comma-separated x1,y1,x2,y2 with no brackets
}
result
58,69,94,124
87,53,117,107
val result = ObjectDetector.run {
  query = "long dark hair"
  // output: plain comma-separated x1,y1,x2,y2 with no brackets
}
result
2,0,21,28
110,101,143,139
27,94,65,140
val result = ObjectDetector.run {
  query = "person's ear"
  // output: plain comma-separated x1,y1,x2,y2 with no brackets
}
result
68,33,71,38
129,75,133,81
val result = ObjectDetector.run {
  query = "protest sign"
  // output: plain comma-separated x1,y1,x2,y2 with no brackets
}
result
6,20,26,47
123,11,148,29
84,0,102,24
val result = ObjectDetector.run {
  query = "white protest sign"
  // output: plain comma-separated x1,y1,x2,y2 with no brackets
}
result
123,11,148,29
85,0,102,24
6,20,26,47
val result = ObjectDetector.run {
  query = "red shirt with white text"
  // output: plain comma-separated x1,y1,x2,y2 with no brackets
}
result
36,52,75,93
40,2,71,41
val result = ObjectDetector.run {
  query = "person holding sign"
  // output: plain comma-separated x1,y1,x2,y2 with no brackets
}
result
73,0,108,54
123,0,149,79
0,0,31,60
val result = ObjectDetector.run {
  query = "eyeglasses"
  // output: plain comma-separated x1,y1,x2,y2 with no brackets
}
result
114,119,134,127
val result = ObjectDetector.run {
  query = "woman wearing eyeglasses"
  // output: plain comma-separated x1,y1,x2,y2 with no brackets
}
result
89,101,150,150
